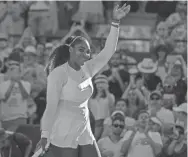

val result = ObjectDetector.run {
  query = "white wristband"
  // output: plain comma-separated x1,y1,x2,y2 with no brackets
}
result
41,131,50,139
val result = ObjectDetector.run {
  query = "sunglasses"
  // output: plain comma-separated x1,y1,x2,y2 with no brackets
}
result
164,85,174,88
150,96,161,100
113,124,124,129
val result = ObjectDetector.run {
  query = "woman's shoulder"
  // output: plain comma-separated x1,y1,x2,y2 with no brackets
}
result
48,64,68,82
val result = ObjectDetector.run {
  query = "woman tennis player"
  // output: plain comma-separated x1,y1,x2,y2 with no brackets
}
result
37,3,130,157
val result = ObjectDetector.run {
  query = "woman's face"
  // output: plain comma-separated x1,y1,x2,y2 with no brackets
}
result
171,65,182,77
156,22,168,37
70,40,91,67
138,112,149,126
128,90,137,102
24,53,36,65
109,53,121,67
157,50,166,61
96,82,108,91
163,94,176,109
177,112,187,122
115,100,127,113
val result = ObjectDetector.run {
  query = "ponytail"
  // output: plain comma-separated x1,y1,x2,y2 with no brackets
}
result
45,35,87,76
45,44,70,76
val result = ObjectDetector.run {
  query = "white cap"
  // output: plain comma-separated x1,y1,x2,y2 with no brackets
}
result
173,103,187,114
25,46,37,55
45,43,53,48
151,117,162,127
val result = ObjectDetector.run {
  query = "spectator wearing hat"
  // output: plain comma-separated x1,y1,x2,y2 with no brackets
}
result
0,128,32,157
88,74,115,141
165,124,187,157
149,117,163,135
173,103,187,132
98,111,125,157
137,58,162,92
148,91,175,133
121,110,163,157
0,52,34,131
102,101,135,139
22,45,46,99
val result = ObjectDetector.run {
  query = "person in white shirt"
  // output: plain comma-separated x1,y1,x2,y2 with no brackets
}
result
36,4,130,157
121,110,163,157
88,74,115,141
148,90,175,132
98,113,125,157
0,53,32,132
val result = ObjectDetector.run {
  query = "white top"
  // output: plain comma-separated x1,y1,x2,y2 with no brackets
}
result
41,26,119,148
89,95,114,120
0,80,31,121
123,130,163,157
98,136,124,157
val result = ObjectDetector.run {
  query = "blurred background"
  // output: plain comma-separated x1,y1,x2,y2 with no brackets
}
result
0,1,187,157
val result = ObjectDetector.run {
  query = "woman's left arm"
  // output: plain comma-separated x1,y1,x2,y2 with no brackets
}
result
85,4,130,77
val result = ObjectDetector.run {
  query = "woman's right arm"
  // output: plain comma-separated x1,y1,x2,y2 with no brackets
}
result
41,66,67,140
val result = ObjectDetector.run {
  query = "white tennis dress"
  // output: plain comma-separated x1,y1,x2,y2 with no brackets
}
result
41,26,119,149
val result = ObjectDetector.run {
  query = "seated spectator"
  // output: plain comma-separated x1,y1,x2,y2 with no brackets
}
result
88,74,115,141
121,110,163,157
98,112,125,157
0,53,35,131
0,128,32,157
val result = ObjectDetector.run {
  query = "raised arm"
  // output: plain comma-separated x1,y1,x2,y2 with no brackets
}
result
41,66,67,140
85,4,131,77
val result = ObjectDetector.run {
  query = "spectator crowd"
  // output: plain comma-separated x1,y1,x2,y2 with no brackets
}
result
0,1,186,157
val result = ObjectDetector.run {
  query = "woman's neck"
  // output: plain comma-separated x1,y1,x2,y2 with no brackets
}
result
68,60,81,71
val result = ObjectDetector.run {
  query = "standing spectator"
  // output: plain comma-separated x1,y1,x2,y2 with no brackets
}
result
173,103,187,132
89,75,115,141
153,45,170,81
28,1,58,36
148,91,175,133
165,124,187,157
137,58,162,92
102,101,136,138
72,0,104,26
0,128,32,157
0,53,33,131
121,110,163,157
22,46,46,99
121,73,146,118
98,112,125,157
168,56,187,105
